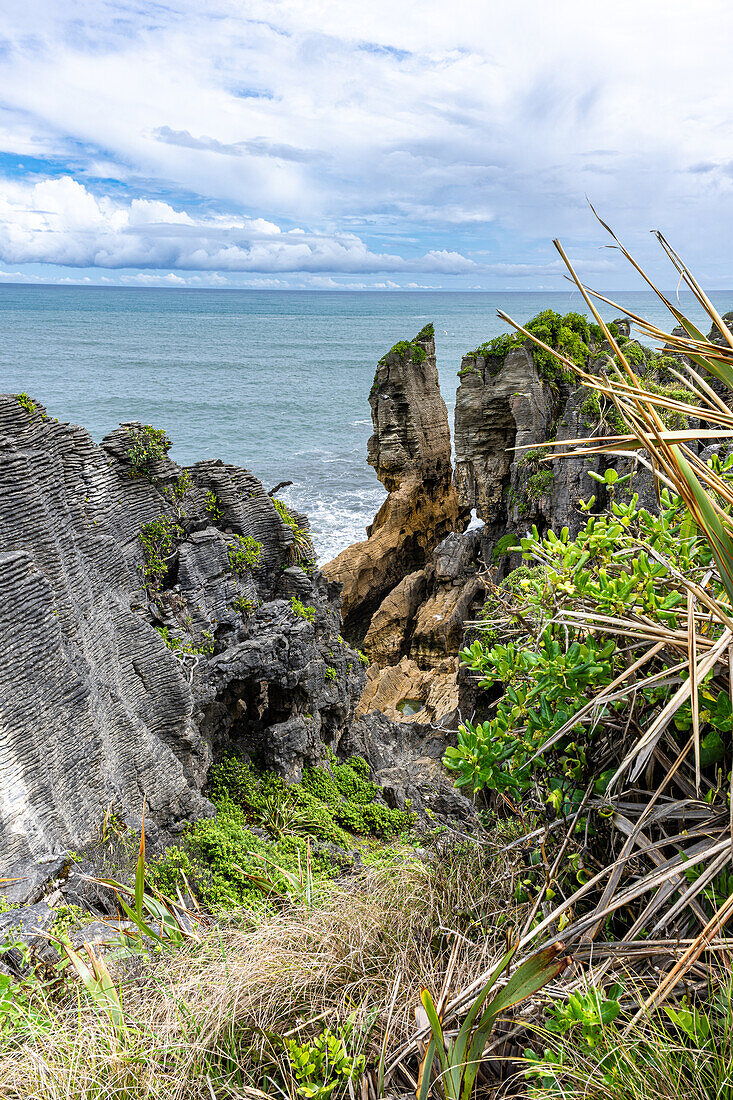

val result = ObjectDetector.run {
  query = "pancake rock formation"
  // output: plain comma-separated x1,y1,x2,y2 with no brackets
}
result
323,325,466,642
0,397,365,880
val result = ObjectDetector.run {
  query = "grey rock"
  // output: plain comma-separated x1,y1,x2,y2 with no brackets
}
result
455,346,553,526
0,398,365,877
342,712,478,829
70,920,132,948
323,327,465,639
611,317,632,339
1,856,70,906
0,902,56,945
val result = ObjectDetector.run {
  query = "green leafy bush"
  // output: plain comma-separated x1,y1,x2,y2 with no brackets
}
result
139,515,182,590
282,1019,365,1100
290,596,316,622
163,471,193,517
232,594,259,616
379,330,430,368
156,626,214,657
205,490,223,522
15,392,38,416
468,310,592,385
150,754,414,910
125,424,171,477
228,535,262,574
272,498,316,565
446,488,710,804
545,986,622,1049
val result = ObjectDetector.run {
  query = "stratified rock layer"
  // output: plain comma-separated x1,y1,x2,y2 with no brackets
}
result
0,398,364,877
323,327,465,641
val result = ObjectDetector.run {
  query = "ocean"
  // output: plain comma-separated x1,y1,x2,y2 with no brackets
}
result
1,285,730,562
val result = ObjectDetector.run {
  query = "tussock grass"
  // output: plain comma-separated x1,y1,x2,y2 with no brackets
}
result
0,843,524,1100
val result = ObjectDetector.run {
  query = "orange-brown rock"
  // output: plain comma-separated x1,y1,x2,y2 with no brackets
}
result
323,324,465,641
357,656,460,725
363,569,427,666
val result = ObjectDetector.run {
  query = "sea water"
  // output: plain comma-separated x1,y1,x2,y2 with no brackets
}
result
1,285,730,561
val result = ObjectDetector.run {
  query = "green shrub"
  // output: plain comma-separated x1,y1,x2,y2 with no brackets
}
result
523,974,733,1100
289,596,316,622
139,515,182,590
282,1018,365,1100
272,499,315,565
205,490,223,522
163,471,193,518
232,594,259,616
562,312,590,344
156,626,214,657
445,487,714,806
469,311,592,385
15,392,38,416
624,341,645,366
125,424,171,477
379,331,430,368
150,754,414,910
228,535,262,574
325,666,338,682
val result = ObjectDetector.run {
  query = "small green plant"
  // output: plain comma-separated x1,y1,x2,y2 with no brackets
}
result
232,594,259,616
378,328,431,369
273,498,315,565
52,903,87,935
357,650,369,666
290,597,316,622
150,754,414,909
92,818,202,952
228,535,262,574
283,1018,366,1100
156,626,214,657
205,490,223,522
468,309,594,385
418,943,572,1100
163,471,193,518
545,985,622,1049
15,392,38,416
0,973,52,1039
139,515,182,590
325,666,338,683
125,424,171,477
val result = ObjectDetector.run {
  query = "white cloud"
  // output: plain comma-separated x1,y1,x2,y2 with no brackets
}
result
0,176,478,273
0,2,730,283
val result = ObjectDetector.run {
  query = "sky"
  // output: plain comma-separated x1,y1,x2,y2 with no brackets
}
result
0,0,731,290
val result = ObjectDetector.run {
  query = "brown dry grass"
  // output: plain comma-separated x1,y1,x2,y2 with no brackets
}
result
0,841,526,1100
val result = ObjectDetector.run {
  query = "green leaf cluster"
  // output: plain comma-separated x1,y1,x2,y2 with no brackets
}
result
15,392,39,416
289,596,316,621
445,487,723,800
125,424,171,477
149,755,414,910
283,1019,365,1100
139,515,183,590
465,309,595,384
228,535,262,574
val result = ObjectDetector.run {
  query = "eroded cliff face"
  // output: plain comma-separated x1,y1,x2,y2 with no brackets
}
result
453,322,657,547
322,325,465,641
326,313,664,732
0,397,364,876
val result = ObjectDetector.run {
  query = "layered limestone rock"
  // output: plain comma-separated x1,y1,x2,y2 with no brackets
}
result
0,398,365,878
453,321,658,546
323,325,465,641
